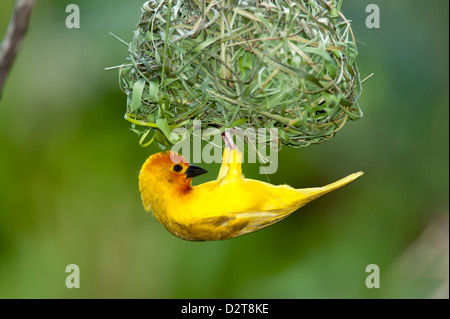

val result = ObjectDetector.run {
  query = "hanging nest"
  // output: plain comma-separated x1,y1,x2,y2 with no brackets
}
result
118,0,363,149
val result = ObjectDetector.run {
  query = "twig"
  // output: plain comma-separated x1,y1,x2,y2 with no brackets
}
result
361,72,374,84
0,0,36,99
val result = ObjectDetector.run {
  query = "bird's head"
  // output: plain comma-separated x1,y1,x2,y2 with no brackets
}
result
138,151,208,211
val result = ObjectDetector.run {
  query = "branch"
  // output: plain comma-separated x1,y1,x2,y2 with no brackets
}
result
0,0,36,99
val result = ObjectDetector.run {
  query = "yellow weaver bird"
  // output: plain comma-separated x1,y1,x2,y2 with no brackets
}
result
139,148,363,241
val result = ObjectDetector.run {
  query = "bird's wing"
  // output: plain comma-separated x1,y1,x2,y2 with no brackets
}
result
183,206,299,241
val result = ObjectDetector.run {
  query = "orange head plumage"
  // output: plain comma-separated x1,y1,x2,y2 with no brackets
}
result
138,151,208,211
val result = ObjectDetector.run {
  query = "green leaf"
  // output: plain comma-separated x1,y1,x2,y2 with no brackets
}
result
156,118,173,143
139,128,155,147
303,47,333,62
278,130,290,143
130,78,146,112
148,80,159,102
192,34,223,53
229,118,248,128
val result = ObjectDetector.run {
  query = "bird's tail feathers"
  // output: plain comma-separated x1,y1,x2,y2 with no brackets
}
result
296,171,364,204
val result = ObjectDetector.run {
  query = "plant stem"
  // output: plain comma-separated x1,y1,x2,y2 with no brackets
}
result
0,0,36,99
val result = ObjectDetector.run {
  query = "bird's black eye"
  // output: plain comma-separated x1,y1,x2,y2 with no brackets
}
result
173,164,183,172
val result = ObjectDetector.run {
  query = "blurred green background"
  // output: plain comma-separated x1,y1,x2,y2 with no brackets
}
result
0,0,448,298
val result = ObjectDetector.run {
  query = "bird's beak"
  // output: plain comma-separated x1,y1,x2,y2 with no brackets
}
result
185,165,208,179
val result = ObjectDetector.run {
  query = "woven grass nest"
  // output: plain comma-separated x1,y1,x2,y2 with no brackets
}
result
118,0,363,149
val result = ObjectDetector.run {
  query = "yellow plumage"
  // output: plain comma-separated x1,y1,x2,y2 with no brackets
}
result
139,148,363,241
